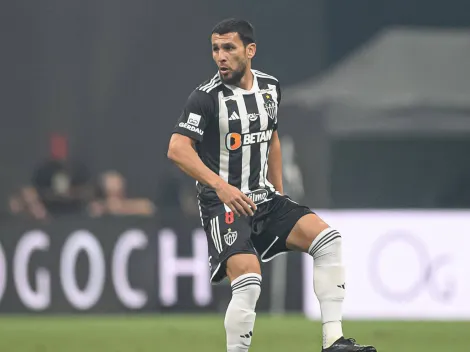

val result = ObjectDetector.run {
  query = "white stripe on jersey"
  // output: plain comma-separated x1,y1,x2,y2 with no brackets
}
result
263,84,279,191
236,94,251,193
196,182,204,227
210,217,222,253
253,69,278,82
199,74,217,91
199,74,221,92
255,91,269,189
268,83,279,105
215,216,223,252
264,148,274,191
207,79,222,92
218,91,230,183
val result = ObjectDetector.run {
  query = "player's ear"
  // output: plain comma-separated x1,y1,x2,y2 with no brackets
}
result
246,43,256,59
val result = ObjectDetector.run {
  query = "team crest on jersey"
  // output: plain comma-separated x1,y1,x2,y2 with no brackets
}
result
224,228,238,246
262,93,277,120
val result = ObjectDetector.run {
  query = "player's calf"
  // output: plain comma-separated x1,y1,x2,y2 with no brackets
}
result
287,215,345,349
309,227,345,349
286,215,377,351
225,254,262,352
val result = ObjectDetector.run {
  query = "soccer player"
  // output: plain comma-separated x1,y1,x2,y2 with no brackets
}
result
167,18,377,352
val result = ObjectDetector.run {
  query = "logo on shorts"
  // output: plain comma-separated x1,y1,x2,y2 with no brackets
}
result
224,228,238,246
246,189,269,205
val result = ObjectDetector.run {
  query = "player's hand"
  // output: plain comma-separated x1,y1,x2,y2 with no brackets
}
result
214,182,257,217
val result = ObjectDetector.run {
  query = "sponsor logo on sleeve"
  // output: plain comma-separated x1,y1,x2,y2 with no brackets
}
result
187,113,201,127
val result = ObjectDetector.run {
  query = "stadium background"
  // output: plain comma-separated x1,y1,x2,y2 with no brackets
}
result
1,0,470,351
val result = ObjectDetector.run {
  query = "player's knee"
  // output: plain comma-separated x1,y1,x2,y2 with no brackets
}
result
226,253,261,282
233,273,261,294
307,227,342,260
226,255,262,305
287,214,331,252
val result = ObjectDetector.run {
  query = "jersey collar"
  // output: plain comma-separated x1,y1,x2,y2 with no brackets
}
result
220,69,259,95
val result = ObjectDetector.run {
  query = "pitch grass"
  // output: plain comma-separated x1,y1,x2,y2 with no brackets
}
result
0,314,468,352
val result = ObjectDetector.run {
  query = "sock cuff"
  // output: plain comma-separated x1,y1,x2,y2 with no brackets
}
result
308,228,341,257
231,273,262,293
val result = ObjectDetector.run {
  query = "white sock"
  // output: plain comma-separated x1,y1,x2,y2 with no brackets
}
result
225,273,262,352
308,228,345,349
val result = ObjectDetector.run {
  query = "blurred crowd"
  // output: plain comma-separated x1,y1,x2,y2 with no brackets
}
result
6,134,199,222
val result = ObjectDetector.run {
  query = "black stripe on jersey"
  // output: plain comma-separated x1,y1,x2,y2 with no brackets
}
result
257,79,270,90
243,94,262,190
221,84,234,97
225,96,242,189
198,103,220,176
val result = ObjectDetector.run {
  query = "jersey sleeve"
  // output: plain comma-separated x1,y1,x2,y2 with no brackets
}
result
173,89,216,142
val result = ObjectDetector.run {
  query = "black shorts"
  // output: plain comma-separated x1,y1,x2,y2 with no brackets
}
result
202,193,314,283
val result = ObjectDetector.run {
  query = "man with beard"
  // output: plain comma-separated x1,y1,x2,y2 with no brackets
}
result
167,18,377,352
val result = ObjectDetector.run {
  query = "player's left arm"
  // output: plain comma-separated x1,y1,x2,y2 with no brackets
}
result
267,130,283,194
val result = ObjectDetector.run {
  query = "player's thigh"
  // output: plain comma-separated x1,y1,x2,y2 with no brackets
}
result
205,211,259,283
226,253,261,282
285,213,330,252
251,195,315,261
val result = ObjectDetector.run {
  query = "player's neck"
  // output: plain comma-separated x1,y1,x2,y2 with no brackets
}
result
236,69,254,91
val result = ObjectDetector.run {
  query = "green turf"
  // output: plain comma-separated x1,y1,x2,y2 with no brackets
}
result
0,314,468,352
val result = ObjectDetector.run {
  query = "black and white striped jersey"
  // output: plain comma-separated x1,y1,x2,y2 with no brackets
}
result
172,69,281,221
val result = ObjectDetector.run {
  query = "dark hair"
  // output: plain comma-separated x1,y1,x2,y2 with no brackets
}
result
211,18,255,46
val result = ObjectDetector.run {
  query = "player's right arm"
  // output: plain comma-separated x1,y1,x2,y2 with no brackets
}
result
167,90,256,216
167,134,220,197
